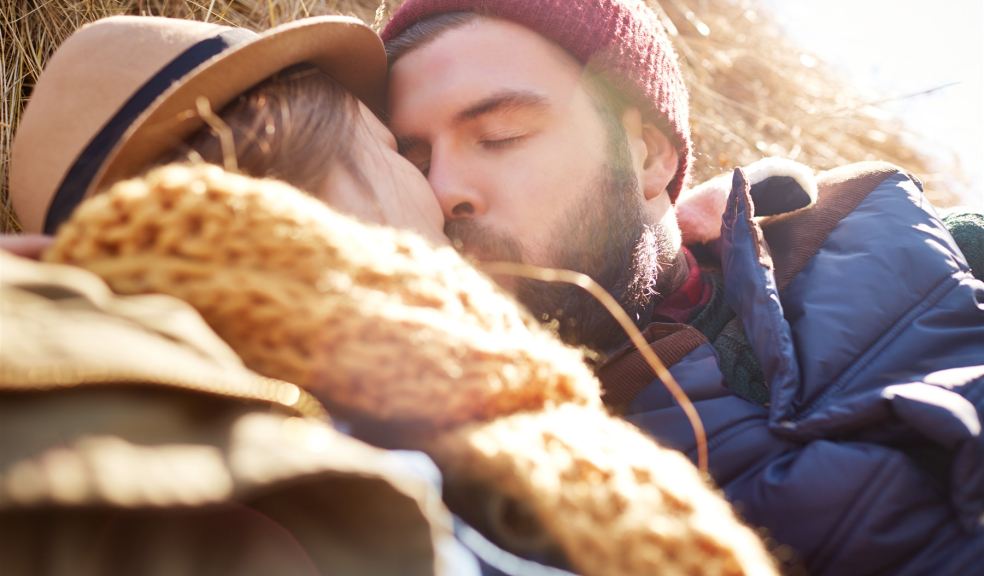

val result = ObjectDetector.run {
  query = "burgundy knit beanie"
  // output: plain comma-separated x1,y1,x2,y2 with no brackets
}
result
382,0,692,201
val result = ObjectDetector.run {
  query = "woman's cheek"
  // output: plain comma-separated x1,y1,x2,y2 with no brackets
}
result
400,168,448,246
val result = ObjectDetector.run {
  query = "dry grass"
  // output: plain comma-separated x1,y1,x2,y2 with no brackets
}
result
0,0,962,232
653,0,959,201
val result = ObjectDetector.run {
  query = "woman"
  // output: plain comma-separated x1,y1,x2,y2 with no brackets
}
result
8,14,444,247
170,64,448,246
4,14,783,576
1,14,481,576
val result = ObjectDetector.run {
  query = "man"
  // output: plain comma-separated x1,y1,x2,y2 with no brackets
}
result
382,1,984,574
385,3,689,355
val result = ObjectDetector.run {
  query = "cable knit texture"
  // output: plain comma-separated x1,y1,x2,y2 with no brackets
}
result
45,164,777,576
383,0,692,201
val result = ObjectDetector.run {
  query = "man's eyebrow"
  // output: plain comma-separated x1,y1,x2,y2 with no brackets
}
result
394,91,548,153
454,90,549,124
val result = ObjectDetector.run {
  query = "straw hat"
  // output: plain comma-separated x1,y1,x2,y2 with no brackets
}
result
10,15,386,234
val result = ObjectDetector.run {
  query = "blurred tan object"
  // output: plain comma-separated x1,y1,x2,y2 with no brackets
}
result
45,164,601,429
45,163,779,575
0,250,456,576
0,0,961,232
434,405,776,576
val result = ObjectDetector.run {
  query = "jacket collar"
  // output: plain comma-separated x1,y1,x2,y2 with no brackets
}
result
676,157,817,245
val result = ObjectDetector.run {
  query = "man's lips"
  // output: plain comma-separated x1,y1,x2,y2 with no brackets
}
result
455,240,503,262
445,221,522,264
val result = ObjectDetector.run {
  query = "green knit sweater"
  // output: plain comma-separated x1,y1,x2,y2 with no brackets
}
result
943,212,984,281
688,271,769,406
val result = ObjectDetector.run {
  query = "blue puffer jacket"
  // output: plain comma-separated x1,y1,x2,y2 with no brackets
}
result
612,161,984,575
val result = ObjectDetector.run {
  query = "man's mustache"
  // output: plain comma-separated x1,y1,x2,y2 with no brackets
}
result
444,219,523,264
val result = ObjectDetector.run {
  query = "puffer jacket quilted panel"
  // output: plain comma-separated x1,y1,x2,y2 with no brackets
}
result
626,162,984,575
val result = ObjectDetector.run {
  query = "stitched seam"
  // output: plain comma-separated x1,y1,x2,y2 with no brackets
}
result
807,452,903,574
794,275,958,422
701,416,765,460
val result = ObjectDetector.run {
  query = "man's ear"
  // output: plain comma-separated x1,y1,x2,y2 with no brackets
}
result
620,108,679,201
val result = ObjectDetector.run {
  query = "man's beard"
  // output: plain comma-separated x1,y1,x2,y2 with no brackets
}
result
445,156,678,352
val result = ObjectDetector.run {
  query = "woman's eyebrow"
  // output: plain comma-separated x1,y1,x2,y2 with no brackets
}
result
454,90,549,124
396,135,426,155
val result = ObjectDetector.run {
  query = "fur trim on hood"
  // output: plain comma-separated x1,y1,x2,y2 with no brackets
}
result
676,157,817,245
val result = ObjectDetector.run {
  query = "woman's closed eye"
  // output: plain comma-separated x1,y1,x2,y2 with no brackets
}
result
400,147,431,176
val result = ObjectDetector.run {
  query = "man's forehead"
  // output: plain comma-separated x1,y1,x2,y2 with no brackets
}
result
388,16,585,126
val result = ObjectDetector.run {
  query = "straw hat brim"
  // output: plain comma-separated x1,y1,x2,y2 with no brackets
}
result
92,15,386,201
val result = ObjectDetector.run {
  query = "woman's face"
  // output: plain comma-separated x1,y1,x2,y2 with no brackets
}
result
318,102,447,246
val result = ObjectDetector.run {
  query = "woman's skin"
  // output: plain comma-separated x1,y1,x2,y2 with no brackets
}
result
0,234,53,259
320,102,448,246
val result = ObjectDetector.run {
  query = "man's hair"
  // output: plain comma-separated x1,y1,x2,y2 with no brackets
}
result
384,11,478,64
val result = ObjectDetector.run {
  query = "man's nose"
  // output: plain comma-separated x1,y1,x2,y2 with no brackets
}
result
427,149,487,221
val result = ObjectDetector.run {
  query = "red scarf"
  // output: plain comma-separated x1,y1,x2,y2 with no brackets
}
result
650,247,710,324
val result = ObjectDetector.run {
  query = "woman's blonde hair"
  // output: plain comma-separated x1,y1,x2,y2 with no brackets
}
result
171,66,367,195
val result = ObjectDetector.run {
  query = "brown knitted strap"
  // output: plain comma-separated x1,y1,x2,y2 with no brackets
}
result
429,406,780,576
597,322,708,412
760,162,902,291
46,164,605,432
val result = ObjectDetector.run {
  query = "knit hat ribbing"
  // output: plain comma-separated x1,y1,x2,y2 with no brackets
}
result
382,0,692,201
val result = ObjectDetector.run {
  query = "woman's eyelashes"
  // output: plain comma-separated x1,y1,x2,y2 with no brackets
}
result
406,156,429,177
399,148,429,176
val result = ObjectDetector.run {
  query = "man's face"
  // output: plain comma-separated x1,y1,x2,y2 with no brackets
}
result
388,17,678,349
388,18,629,267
